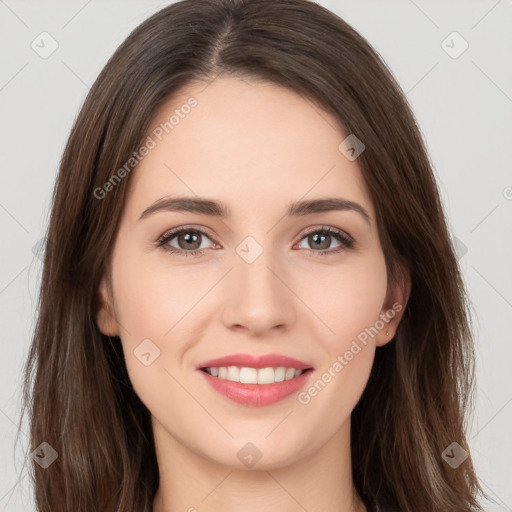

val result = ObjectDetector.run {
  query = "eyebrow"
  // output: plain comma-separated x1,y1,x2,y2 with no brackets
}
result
139,196,371,224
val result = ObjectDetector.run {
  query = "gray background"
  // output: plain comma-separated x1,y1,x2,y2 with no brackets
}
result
1,0,511,510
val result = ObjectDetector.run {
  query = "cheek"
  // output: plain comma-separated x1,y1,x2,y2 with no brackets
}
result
110,256,201,420
111,246,209,341
294,252,387,413
295,251,388,351
108,245,191,384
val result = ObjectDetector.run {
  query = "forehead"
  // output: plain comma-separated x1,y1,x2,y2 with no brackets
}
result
125,76,374,221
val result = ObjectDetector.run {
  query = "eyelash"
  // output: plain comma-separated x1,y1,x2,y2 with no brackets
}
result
156,225,354,258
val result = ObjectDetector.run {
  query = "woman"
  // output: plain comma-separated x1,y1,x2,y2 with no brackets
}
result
20,0,484,511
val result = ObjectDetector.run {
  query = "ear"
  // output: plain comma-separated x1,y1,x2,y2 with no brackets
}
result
375,264,411,347
96,276,120,336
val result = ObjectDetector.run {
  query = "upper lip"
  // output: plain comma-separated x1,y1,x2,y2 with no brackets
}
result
197,353,313,370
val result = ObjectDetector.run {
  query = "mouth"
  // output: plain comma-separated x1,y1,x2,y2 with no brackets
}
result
197,353,314,406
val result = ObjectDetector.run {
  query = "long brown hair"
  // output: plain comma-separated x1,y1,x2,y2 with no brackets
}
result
19,0,484,510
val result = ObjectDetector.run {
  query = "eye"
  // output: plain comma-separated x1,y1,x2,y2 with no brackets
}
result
157,225,354,258
295,226,354,256
157,226,216,257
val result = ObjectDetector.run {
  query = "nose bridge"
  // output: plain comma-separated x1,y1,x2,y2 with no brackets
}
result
221,234,295,332
235,234,283,299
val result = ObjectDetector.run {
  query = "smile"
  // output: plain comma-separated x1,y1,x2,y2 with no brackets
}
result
197,353,314,406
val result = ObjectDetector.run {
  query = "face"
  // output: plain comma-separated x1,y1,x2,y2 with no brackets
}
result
97,76,408,470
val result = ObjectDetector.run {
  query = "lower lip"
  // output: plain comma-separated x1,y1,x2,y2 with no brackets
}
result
199,369,313,406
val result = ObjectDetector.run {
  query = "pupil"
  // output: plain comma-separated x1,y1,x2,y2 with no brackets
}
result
311,233,329,250
180,232,200,250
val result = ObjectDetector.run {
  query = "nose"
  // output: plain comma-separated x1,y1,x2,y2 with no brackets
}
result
220,249,296,337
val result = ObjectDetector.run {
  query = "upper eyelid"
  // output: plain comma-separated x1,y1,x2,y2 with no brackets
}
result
159,224,217,242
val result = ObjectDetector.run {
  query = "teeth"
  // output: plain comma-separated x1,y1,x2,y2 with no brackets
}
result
274,367,286,382
227,366,239,382
204,366,306,384
257,367,274,384
240,367,258,384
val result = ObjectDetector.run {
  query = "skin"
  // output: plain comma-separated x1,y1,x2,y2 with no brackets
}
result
97,76,410,512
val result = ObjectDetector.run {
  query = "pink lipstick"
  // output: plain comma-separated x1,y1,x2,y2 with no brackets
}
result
197,353,314,406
